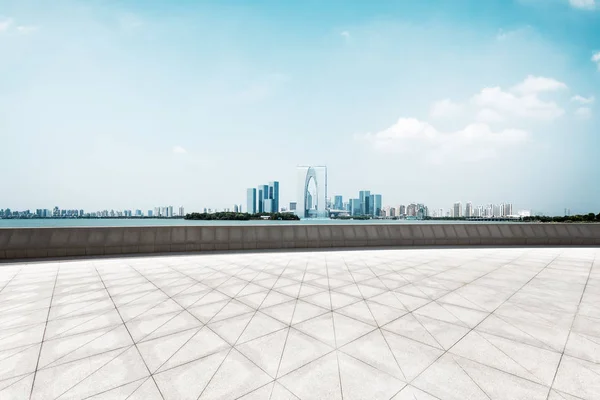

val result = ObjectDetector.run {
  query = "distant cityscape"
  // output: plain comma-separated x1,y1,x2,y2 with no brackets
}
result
0,165,547,220
0,206,186,219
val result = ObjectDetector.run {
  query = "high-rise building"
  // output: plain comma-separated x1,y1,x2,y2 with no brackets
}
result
501,203,513,216
296,166,327,218
334,195,343,210
389,207,396,217
178,206,185,216
453,202,463,218
493,204,501,217
268,181,279,212
289,202,297,211
359,190,371,216
406,203,417,217
246,188,257,214
257,186,265,213
399,205,406,215
307,192,313,210
350,199,361,216
263,199,274,213
372,194,382,217
465,202,473,218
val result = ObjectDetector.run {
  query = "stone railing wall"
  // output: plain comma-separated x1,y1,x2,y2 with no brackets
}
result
1,223,599,260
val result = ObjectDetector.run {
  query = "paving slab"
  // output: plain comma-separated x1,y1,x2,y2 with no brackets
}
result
0,247,598,399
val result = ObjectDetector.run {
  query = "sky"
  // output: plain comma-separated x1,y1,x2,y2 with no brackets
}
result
1,0,599,215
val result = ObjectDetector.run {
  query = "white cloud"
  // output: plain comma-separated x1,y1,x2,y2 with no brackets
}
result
569,0,596,10
356,118,528,163
472,86,565,121
172,146,187,154
476,108,504,123
430,99,464,119
511,75,568,95
593,52,600,70
16,25,39,34
340,31,350,39
575,107,592,118
571,95,595,104
0,17,12,32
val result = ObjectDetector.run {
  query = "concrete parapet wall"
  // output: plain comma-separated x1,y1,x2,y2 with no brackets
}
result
1,223,599,260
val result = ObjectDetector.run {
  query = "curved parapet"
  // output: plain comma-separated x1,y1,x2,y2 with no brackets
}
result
1,223,599,260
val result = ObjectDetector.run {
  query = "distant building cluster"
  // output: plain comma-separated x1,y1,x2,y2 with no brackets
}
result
381,203,428,219
329,190,384,217
246,181,279,214
0,206,185,219
431,202,517,218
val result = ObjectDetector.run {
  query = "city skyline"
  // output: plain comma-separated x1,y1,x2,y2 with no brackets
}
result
1,0,599,214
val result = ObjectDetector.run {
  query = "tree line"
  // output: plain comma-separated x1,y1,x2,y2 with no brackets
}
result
184,212,300,221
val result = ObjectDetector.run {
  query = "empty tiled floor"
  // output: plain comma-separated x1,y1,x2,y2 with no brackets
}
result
0,247,599,400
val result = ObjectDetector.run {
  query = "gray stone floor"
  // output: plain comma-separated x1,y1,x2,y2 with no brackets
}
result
0,247,598,400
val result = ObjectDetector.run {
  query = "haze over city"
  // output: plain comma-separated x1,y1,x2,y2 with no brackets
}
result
1,0,599,215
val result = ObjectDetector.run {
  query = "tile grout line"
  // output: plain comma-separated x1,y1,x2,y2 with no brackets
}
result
325,254,345,400
93,264,167,400
544,252,596,400
268,259,309,400
28,263,60,400
405,252,563,394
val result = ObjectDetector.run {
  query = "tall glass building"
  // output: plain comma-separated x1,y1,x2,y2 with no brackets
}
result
372,194,382,217
334,195,343,210
359,190,371,216
268,181,279,213
246,188,257,214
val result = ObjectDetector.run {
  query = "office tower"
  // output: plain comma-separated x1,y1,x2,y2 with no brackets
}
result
493,204,501,217
453,202,462,218
350,199,361,216
399,205,406,215
147,210,153,217
359,190,371,216
268,181,279,212
257,188,264,213
465,202,473,218
247,188,257,214
307,192,313,209
389,207,396,217
334,195,343,210
372,194,382,217
178,206,185,216
234,204,239,213
289,202,297,211
406,203,417,217
263,199,274,213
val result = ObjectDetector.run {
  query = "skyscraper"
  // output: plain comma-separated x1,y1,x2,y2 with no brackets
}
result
334,195,343,210
372,194,382,217
350,199,361,216
263,199,274,213
289,202,297,211
453,202,462,218
359,190,371,216
268,181,279,212
247,188,257,214
465,202,473,218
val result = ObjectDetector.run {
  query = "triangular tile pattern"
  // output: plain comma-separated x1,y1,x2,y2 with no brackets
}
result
5,248,598,400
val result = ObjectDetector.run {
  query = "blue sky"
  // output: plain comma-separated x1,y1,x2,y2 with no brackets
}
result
1,0,599,214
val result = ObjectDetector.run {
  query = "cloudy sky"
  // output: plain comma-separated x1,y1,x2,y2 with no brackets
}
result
1,0,599,215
